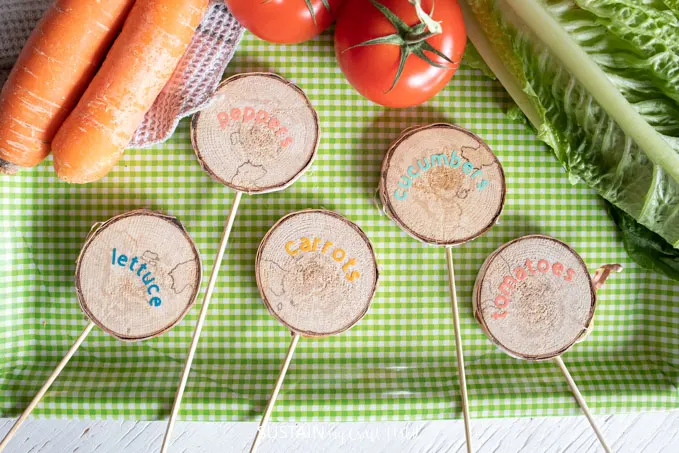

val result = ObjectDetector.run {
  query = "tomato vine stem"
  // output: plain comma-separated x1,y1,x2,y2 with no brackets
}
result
343,0,455,93
305,0,332,27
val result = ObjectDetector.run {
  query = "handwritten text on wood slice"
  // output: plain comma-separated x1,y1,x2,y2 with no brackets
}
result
256,210,379,337
75,210,202,341
380,124,506,246
191,73,319,194
473,235,596,361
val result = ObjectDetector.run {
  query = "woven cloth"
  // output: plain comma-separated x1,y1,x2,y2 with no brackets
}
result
0,0,244,149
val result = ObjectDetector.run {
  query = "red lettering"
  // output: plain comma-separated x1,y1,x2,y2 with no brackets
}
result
552,262,564,277
268,116,280,131
243,107,255,121
525,259,537,275
493,311,508,319
565,268,576,281
494,295,509,308
280,137,294,148
276,126,289,137
498,276,517,297
514,267,527,281
217,112,229,129
256,110,269,123
538,259,549,272
231,108,242,121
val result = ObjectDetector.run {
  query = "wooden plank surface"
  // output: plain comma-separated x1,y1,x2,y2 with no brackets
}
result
1,412,677,452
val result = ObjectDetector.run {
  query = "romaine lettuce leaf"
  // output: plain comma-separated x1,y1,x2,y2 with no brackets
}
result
608,202,679,281
461,0,679,253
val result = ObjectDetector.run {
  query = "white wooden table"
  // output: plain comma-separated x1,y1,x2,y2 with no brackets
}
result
2,412,677,452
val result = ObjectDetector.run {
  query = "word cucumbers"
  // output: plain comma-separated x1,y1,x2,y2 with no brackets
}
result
285,237,361,282
394,150,489,201
111,248,162,307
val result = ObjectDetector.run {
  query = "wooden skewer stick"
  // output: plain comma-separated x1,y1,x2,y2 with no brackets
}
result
250,333,301,453
161,191,244,453
445,247,473,453
0,321,96,452
554,356,612,453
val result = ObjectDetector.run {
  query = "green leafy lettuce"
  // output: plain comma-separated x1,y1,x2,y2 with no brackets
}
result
460,0,679,279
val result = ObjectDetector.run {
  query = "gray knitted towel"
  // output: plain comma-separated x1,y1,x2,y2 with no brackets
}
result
0,0,244,151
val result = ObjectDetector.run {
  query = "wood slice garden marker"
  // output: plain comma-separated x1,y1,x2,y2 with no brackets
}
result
379,123,507,453
250,209,379,452
473,235,621,453
0,209,202,453
161,72,320,452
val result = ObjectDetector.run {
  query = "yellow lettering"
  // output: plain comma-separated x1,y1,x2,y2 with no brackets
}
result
332,248,346,262
345,271,361,282
285,241,299,256
321,241,333,254
342,258,357,272
300,237,312,252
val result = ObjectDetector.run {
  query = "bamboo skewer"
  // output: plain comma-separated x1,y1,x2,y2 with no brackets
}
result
555,356,612,453
249,333,300,453
445,247,473,453
161,191,243,453
0,322,95,452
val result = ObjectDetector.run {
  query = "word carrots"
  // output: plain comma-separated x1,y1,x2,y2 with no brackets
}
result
111,248,162,307
285,237,361,281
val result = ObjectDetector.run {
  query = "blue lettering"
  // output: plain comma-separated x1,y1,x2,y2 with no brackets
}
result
142,273,155,285
449,151,461,168
117,254,128,267
417,158,431,172
397,176,412,189
111,249,161,307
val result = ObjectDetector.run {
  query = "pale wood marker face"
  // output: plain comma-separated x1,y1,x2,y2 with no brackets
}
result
191,72,319,194
75,210,202,341
380,124,506,246
256,210,379,337
473,235,596,361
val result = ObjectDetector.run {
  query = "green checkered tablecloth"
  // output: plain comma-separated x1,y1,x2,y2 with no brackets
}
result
1,30,678,422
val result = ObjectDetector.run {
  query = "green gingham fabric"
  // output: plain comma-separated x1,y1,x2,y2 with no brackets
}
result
1,30,678,423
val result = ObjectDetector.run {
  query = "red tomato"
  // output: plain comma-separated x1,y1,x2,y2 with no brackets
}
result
334,0,466,108
225,0,344,44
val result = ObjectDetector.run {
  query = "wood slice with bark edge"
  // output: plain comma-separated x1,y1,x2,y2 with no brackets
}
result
379,123,506,246
75,209,202,342
472,235,597,361
255,209,379,338
191,72,320,194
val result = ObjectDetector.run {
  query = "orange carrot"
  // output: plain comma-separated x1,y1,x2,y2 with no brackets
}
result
52,0,209,184
0,0,135,169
